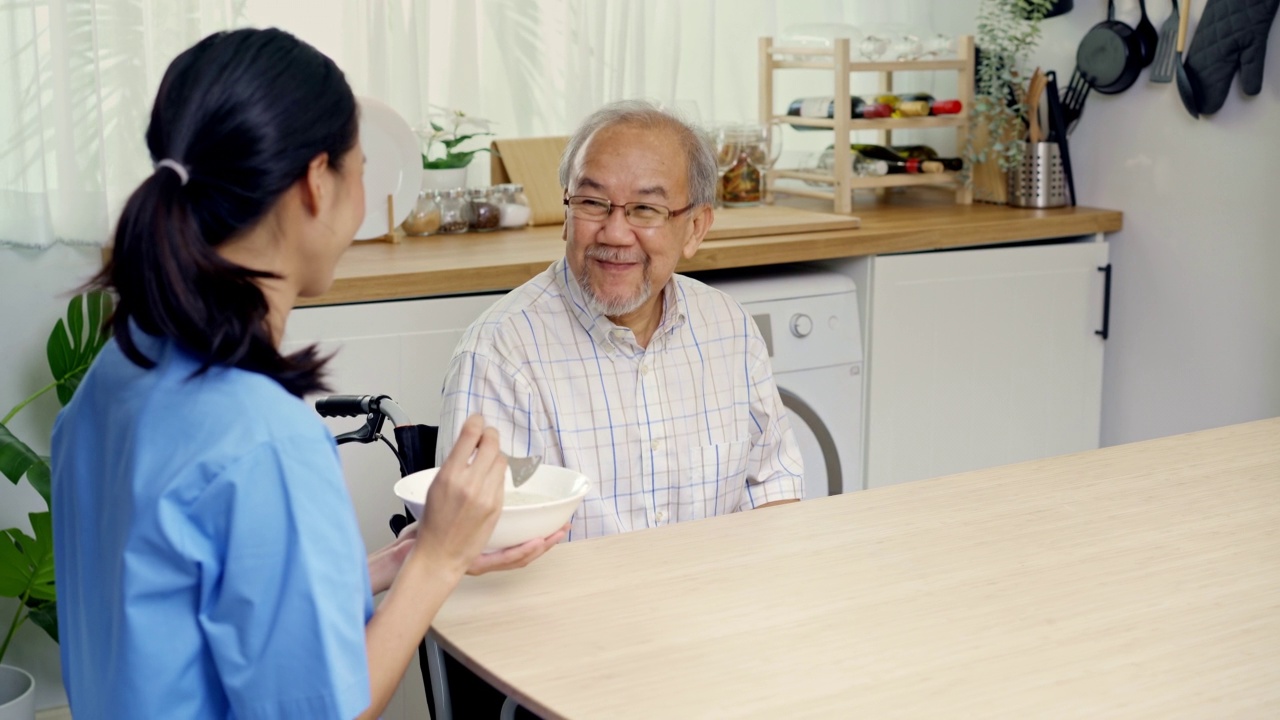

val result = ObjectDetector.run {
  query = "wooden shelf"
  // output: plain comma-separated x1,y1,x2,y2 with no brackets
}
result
762,48,962,73
776,115,968,131
759,35,976,213
772,169,963,189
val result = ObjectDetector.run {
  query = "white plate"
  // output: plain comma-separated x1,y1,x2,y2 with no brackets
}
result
355,96,422,240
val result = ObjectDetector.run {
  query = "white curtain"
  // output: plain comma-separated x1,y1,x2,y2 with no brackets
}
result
1,0,941,248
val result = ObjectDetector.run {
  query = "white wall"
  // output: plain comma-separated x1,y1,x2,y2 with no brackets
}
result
0,243,99,708
975,0,1280,443
3,0,1278,709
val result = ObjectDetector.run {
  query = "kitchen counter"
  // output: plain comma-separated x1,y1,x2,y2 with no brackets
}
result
303,193,1122,306
431,416,1280,719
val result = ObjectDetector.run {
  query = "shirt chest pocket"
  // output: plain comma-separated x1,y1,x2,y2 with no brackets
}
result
678,439,752,518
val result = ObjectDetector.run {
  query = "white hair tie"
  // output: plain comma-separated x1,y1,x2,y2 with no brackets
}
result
155,159,190,186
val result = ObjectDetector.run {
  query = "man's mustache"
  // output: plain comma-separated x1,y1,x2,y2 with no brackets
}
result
585,246,647,265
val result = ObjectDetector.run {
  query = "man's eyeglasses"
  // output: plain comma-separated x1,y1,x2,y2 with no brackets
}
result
564,196,695,229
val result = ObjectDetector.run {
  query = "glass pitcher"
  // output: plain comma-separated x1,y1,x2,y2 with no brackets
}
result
715,123,783,207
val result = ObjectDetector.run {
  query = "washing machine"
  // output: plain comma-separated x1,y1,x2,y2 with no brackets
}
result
699,266,863,499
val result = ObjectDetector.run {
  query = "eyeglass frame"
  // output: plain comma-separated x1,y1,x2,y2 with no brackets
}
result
562,194,698,228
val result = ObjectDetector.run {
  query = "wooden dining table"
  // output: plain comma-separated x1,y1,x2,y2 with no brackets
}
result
430,417,1280,718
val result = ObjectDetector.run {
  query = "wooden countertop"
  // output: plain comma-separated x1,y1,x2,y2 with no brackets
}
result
432,417,1280,719
304,193,1123,306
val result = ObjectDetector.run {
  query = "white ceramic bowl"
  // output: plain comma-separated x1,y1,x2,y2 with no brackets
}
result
394,464,589,552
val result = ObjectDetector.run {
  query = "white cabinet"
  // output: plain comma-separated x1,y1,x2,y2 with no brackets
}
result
283,292,503,720
858,240,1110,489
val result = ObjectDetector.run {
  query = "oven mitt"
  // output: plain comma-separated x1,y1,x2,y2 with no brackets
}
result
1184,0,1280,115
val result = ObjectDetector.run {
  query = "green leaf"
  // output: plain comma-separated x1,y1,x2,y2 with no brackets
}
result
0,515,55,604
430,121,444,132
24,512,55,602
26,457,51,506
47,320,75,406
0,531,28,597
24,600,57,643
47,292,111,406
0,424,44,488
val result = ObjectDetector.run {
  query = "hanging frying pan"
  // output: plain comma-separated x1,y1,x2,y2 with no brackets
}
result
1077,0,1144,94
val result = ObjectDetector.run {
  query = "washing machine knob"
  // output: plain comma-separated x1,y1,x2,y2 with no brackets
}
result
790,313,813,338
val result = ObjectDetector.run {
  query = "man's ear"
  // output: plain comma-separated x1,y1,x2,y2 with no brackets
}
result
681,204,714,259
300,152,332,215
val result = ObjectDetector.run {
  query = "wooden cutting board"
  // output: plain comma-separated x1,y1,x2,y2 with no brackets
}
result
490,136,569,226
704,205,858,239
491,135,861,235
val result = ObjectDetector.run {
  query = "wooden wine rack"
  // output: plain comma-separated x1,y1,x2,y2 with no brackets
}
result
760,35,976,213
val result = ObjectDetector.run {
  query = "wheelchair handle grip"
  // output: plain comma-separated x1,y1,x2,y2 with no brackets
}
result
315,395,377,418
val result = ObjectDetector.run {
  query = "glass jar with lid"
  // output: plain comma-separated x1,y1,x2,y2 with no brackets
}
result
467,187,502,232
494,183,532,229
401,190,442,236
437,189,471,234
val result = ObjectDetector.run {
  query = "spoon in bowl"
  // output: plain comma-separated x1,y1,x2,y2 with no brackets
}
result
503,452,542,488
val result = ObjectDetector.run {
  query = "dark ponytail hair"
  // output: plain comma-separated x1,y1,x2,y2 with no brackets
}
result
92,28,358,397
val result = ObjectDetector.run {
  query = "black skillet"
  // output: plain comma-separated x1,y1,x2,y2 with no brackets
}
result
1077,0,1145,94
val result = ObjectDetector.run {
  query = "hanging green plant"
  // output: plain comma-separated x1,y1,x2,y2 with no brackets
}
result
969,0,1055,171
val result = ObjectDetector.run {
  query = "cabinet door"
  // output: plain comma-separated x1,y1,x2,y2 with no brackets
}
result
284,294,502,720
864,241,1109,489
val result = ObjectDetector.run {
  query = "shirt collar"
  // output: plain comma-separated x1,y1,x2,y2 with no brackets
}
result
553,256,687,352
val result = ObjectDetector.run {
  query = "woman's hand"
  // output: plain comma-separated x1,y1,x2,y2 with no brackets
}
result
467,523,570,575
411,415,506,577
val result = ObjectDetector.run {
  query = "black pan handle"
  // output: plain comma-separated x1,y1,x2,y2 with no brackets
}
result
1045,70,1076,205
1096,264,1112,340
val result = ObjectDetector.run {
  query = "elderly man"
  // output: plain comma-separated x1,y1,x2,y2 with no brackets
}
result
438,100,803,539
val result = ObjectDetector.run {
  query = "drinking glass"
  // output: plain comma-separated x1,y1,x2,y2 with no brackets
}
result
890,34,923,62
858,33,889,61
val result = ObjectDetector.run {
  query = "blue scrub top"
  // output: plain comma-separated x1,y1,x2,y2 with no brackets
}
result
51,333,373,719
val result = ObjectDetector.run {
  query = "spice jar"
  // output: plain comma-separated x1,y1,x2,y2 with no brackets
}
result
467,187,502,232
436,189,471,234
494,183,532,229
402,190,441,236
720,150,762,206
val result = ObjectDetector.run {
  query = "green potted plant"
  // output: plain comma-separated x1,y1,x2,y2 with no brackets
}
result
419,105,494,191
968,0,1054,202
0,292,112,719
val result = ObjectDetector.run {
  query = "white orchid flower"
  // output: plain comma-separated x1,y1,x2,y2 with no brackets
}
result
427,104,494,135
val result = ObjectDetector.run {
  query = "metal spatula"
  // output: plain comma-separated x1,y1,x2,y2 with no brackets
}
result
504,452,542,488
1150,0,1180,83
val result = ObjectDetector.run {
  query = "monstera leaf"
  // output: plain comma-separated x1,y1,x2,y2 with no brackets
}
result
0,425,51,504
47,292,113,406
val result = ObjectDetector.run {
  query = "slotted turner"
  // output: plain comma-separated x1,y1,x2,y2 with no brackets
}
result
505,452,542,488
1150,0,1180,83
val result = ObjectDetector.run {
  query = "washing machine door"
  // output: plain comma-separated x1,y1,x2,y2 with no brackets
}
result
777,386,842,500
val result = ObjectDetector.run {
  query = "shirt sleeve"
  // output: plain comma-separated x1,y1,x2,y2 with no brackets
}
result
438,348,544,466
739,341,805,510
178,434,372,720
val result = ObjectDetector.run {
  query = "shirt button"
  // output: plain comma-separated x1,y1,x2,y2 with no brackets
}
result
639,363,650,375
655,511,668,522
651,440,662,451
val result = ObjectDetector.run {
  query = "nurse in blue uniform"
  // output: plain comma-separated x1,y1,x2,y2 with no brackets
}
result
50,28,566,720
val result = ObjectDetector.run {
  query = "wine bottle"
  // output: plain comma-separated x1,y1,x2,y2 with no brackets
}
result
852,144,964,172
874,93,963,117
785,96,893,131
814,146,942,177
889,145,966,171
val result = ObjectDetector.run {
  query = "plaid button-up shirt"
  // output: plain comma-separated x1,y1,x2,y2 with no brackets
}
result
438,257,803,540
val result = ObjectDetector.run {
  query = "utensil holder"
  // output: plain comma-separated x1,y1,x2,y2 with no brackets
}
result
1008,141,1067,208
